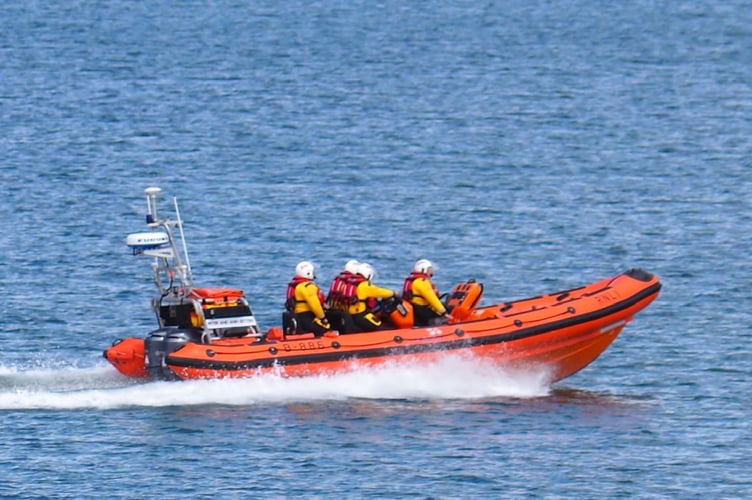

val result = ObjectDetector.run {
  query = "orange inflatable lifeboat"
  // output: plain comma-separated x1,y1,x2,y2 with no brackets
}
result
105,268,661,382
104,188,662,383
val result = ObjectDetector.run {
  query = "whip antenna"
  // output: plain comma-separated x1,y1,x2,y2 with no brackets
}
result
173,196,194,284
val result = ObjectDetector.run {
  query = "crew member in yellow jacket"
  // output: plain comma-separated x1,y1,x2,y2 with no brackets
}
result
285,261,331,337
346,262,395,332
402,259,451,326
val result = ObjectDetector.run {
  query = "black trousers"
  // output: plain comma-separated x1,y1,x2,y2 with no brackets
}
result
412,304,445,327
351,311,390,332
294,311,327,337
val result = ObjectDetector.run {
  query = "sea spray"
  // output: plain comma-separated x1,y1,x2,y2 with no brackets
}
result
0,355,550,410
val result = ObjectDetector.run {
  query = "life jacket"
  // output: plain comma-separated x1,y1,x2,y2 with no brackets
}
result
327,272,366,309
285,277,325,312
402,272,438,302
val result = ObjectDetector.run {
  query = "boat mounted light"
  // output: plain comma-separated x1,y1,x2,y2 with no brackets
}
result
145,187,162,224
126,232,170,253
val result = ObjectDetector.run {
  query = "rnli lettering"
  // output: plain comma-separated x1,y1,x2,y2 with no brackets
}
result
595,290,620,304
282,341,326,352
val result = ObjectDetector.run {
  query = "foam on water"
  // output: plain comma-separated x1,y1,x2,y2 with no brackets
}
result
0,355,550,410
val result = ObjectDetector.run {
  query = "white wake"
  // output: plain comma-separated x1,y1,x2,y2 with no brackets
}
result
0,356,551,410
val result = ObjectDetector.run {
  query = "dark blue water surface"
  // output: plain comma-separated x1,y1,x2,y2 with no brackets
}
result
1,0,751,497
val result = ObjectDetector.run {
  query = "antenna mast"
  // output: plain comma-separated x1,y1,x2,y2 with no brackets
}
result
132,187,194,293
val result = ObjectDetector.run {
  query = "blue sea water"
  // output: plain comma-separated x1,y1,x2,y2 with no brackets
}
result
1,0,751,497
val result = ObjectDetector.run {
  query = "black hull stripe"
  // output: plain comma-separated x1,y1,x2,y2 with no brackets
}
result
167,281,661,373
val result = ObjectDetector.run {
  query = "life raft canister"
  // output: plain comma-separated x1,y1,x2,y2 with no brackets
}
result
446,280,484,320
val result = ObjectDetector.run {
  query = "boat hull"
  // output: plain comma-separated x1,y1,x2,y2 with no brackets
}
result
104,269,661,383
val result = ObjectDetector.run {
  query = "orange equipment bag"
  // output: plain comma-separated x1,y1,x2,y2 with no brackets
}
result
446,280,483,321
387,300,414,329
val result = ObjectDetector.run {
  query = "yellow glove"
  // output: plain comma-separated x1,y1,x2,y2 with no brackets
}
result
314,317,331,330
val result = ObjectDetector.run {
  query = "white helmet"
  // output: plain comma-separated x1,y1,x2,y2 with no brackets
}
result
357,262,375,281
413,259,433,275
344,259,360,274
295,261,315,279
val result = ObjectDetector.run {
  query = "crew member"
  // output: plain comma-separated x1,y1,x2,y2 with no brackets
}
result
285,261,330,337
403,259,451,326
326,259,360,311
347,262,395,332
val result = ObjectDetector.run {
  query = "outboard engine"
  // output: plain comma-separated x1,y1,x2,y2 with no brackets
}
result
144,327,202,380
